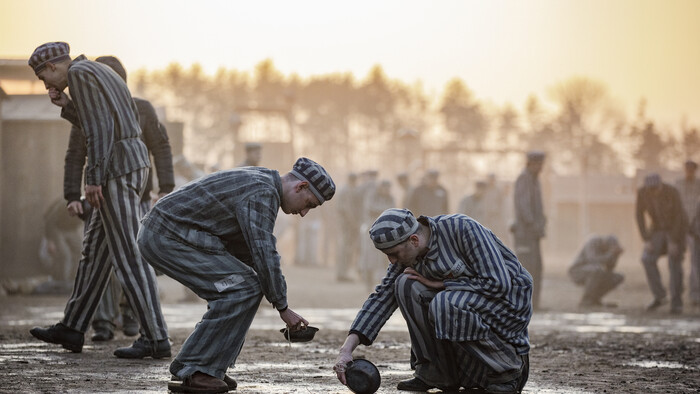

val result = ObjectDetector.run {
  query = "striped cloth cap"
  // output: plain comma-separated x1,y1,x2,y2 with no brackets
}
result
369,208,419,250
29,42,71,74
290,157,336,203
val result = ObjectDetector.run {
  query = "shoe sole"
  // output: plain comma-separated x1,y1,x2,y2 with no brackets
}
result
30,328,83,353
114,351,172,359
167,381,229,393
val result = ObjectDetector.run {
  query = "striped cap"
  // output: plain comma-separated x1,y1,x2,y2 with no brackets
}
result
290,157,335,203
369,208,419,250
29,42,71,74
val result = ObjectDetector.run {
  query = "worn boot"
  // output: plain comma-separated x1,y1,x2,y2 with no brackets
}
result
168,372,229,393
121,311,139,337
30,323,84,353
113,336,171,359
91,321,115,342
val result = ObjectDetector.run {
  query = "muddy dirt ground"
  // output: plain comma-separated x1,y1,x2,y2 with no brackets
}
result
1,255,699,393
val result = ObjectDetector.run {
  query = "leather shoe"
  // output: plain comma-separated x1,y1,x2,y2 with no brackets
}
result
121,313,139,337
646,297,667,311
168,372,229,393
486,379,518,394
91,327,114,342
397,377,434,391
223,375,237,390
30,323,84,353
113,336,171,359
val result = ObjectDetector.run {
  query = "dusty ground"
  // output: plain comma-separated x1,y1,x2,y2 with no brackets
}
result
1,255,699,393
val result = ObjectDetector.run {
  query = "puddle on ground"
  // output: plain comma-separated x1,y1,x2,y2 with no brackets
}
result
625,360,697,370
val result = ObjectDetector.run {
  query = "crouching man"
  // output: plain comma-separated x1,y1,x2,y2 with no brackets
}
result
139,157,335,393
334,209,532,393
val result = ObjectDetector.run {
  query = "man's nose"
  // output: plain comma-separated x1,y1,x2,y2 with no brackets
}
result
388,256,398,264
299,208,310,217
44,82,50,90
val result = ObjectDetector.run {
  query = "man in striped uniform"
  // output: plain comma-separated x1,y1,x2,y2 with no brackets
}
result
334,208,532,394
138,157,334,393
28,42,170,358
62,55,175,342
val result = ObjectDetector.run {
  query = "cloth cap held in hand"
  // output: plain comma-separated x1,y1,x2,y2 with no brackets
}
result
369,208,419,250
29,42,70,74
290,157,335,204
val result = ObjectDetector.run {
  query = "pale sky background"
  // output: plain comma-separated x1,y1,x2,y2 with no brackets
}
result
2,0,699,129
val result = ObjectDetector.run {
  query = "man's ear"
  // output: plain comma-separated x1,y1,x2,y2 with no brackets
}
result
295,181,310,192
409,234,420,247
46,62,57,72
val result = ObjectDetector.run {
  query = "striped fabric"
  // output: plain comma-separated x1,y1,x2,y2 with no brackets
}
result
350,214,532,355
141,167,288,310
290,157,335,203
63,96,175,203
369,208,419,249
394,275,524,389
28,41,70,73
65,55,150,186
138,226,264,380
62,168,168,340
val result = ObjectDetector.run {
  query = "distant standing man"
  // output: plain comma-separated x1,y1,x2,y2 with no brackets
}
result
28,42,170,358
138,158,334,393
406,169,449,217
237,142,262,167
636,173,688,314
568,235,625,308
62,55,175,342
674,160,700,306
335,173,361,282
511,151,546,310
334,208,532,393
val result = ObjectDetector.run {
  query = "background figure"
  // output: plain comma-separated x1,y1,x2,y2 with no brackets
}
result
39,198,83,288
356,170,380,283
675,160,700,306
358,180,395,290
294,211,321,266
482,173,508,238
511,151,547,310
335,173,362,282
76,56,174,342
395,172,412,209
237,142,262,167
568,234,624,308
636,173,688,314
406,169,449,217
458,180,488,223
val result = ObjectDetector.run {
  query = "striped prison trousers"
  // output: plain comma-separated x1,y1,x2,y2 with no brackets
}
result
137,225,264,380
394,274,525,390
61,168,168,341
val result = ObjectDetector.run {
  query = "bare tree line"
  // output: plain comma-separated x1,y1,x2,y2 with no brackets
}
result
131,60,700,177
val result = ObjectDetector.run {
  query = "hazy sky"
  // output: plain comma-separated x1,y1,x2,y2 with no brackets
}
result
2,0,699,128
